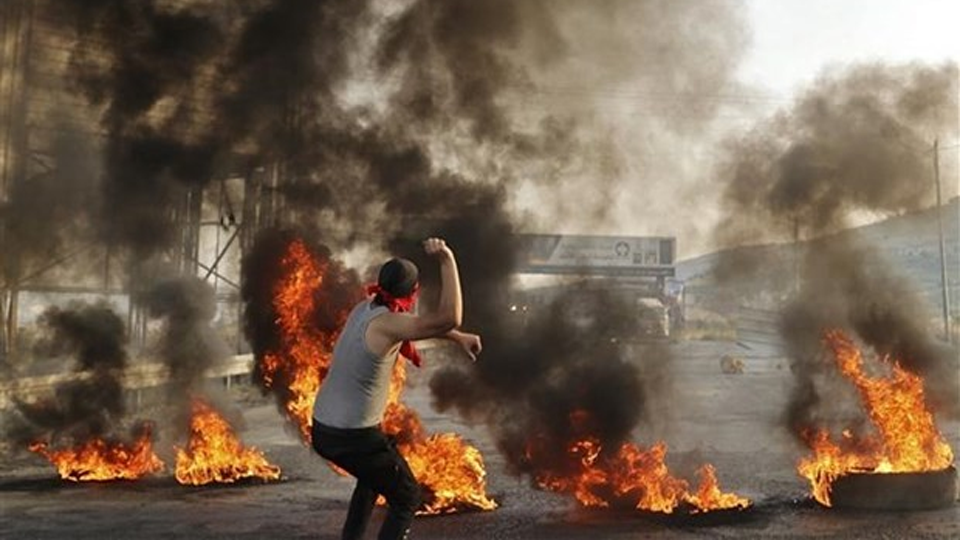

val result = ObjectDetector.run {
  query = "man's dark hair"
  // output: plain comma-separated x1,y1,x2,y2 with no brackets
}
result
377,258,419,298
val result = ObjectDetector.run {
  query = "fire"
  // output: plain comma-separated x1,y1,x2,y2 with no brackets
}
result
262,238,497,514
530,434,749,514
796,330,954,506
261,239,347,443
174,399,281,485
29,425,164,482
382,361,498,515
687,464,752,513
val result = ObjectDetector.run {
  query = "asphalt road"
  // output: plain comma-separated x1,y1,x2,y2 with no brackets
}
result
3,339,958,539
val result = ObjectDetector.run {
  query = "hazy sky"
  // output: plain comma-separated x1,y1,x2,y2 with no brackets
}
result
738,0,959,223
740,0,959,97
501,0,959,258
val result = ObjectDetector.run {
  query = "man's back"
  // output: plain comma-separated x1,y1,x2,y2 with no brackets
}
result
312,300,398,429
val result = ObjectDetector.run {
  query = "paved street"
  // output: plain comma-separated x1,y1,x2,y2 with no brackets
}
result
3,340,958,539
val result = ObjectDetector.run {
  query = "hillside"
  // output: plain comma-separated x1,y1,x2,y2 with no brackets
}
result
678,197,960,320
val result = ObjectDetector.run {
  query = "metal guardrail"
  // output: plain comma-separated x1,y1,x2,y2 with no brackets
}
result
0,339,447,410
0,354,255,410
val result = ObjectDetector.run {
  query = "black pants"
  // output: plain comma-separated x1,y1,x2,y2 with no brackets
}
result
312,422,421,540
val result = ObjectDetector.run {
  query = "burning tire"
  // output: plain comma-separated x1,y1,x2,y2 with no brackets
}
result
830,466,958,511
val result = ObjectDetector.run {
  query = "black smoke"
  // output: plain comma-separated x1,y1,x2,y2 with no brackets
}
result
25,1,750,481
426,282,661,477
712,62,960,437
224,0,748,480
9,281,234,448
143,277,230,420
57,0,226,257
10,303,129,446
19,0,751,279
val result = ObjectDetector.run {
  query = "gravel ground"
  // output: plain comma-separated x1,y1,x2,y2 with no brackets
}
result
2,339,958,539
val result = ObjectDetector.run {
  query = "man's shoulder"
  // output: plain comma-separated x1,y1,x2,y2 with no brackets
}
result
361,301,396,323
366,308,412,334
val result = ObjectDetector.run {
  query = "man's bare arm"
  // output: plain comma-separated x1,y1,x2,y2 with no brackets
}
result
369,238,463,348
443,329,482,361
432,238,463,330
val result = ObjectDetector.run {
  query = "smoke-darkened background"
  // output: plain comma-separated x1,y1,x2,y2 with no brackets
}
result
0,0,750,454
0,0,956,485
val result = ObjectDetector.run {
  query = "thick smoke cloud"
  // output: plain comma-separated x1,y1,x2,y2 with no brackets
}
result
20,0,751,270
58,0,226,256
712,62,960,434
20,0,750,478
10,303,128,445
0,130,100,285
219,0,747,479
143,277,229,414
715,63,958,246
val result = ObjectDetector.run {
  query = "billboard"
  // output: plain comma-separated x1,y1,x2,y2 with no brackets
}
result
515,234,676,277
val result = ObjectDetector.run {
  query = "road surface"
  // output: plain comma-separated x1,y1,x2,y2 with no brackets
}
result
2,340,958,539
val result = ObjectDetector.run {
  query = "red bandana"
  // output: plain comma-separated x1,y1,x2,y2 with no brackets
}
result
365,283,422,367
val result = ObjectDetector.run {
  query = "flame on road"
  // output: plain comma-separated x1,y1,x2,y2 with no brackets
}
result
797,330,954,506
382,360,498,515
528,415,749,514
174,399,281,485
29,425,164,482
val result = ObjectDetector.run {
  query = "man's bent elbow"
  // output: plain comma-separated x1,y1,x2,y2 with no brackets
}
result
451,310,463,330
437,316,460,336
426,313,459,336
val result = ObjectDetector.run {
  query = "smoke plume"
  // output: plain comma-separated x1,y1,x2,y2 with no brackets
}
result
221,0,749,480
143,277,231,422
712,62,960,434
25,0,750,480
21,0,750,276
10,303,129,445
359,0,741,480
54,0,225,257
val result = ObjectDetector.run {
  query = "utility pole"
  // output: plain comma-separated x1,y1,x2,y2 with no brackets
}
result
2,0,34,363
0,291,6,363
793,216,801,298
933,139,952,343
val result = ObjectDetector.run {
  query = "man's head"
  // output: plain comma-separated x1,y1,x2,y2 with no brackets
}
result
377,258,419,298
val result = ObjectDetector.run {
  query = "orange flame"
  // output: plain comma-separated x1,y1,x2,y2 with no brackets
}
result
263,238,496,514
382,361,498,515
530,432,749,514
262,239,345,443
174,399,281,485
797,330,954,506
29,426,165,482
528,408,749,514
687,464,752,513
